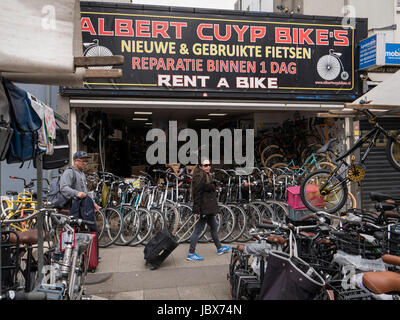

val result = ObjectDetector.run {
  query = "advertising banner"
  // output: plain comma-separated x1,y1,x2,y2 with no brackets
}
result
385,43,400,65
74,2,366,100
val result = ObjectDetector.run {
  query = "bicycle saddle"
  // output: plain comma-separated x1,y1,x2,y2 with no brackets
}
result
316,138,338,154
8,229,39,245
363,271,400,295
379,202,397,210
6,191,18,196
382,254,400,267
370,192,400,202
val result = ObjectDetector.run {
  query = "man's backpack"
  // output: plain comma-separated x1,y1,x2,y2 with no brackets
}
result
48,168,76,209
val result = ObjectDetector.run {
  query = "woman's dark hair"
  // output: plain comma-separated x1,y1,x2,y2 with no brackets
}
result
190,163,211,197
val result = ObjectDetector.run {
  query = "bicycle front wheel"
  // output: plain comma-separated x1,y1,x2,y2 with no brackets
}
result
218,204,236,243
386,131,400,172
162,202,180,236
98,207,124,248
127,208,154,246
300,169,348,213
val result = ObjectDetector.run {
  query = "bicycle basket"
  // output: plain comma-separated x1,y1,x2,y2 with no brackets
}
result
259,250,325,300
383,224,400,255
323,279,372,300
333,231,382,259
1,230,20,291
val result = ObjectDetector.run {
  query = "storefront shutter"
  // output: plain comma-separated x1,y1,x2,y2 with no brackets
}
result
360,118,400,210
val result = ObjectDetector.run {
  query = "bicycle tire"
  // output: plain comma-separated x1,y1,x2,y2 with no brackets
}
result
95,209,106,241
260,145,282,167
251,201,275,220
162,202,180,236
386,131,400,172
116,205,141,246
300,169,348,213
98,207,124,248
237,203,261,242
127,208,154,246
142,209,166,245
257,136,274,158
198,205,235,243
311,161,336,172
263,153,285,168
224,204,247,243
263,200,289,223
218,204,236,243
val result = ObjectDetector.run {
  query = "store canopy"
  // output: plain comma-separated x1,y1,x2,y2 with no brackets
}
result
317,69,400,118
346,69,400,110
0,0,124,87
0,0,80,74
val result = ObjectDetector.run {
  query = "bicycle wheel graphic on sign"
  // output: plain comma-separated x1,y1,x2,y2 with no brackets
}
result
317,49,349,81
83,39,115,88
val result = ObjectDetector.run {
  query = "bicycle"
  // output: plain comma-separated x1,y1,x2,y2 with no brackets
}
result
3,176,39,232
300,108,400,213
92,172,124,247
40,208,95,300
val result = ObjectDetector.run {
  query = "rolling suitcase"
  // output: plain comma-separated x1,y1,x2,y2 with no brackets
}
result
144,216,199,270
144,229,179,270
83,232,98,272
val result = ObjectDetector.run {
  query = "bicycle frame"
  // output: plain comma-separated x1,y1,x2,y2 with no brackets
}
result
319,120,393,194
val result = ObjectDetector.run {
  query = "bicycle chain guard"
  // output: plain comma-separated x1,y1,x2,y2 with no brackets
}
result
347,163,366,182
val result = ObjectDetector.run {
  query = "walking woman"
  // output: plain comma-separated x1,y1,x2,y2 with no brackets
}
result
187,159,231,261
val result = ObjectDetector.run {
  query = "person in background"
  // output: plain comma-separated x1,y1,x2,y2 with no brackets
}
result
187,158,230,261
59,151,100,212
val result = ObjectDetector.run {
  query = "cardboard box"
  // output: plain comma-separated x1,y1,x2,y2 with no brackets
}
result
85,163,99,173
131,165,146,176
87,153,99,163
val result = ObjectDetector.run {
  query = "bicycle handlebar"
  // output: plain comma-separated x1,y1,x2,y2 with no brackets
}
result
1,208,55,224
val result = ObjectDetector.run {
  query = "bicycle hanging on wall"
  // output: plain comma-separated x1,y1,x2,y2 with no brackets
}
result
300,108,400,213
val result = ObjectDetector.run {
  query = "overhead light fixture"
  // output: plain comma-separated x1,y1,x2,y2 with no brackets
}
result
145,122,152,125
134,111,153,115
195,118,211,121
132,117,148,121
208,113,227,116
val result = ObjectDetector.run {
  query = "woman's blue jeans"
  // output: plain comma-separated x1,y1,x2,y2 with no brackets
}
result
189,214,221,254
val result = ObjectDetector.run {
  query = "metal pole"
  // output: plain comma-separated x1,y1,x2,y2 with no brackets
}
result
36,152,44,285
0,160,2,296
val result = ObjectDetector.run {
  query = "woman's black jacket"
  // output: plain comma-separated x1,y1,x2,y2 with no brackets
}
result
192,172,219,216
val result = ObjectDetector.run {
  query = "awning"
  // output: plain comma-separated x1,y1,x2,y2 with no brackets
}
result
346,69,400,110
0,0,124,87
69,98,345,112
317,69,400,118
0,0,80,74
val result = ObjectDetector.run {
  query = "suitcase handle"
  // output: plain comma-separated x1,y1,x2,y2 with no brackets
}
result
175,215,200,242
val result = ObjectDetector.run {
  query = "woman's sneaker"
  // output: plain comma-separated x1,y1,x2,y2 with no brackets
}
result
187,253,204,261
217,246,231,255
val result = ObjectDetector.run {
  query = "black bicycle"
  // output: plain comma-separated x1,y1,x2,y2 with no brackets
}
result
300,108,400,213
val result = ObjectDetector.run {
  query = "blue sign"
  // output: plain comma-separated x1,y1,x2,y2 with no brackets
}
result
359,35,377,70
385,43,400,65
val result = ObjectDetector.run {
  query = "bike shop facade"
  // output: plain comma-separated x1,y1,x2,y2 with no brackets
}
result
59,2,369,202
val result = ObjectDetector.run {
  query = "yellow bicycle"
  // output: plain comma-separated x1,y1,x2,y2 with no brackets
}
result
3,176,38,232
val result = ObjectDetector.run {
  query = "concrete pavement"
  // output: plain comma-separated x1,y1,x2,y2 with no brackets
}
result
85,241,240,300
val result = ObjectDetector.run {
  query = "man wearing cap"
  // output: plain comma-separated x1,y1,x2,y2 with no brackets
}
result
59,151,100,212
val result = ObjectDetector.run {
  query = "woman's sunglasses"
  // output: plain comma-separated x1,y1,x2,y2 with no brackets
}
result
201,164,211,167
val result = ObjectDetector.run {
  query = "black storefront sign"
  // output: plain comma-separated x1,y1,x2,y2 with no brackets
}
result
67,2,367,101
